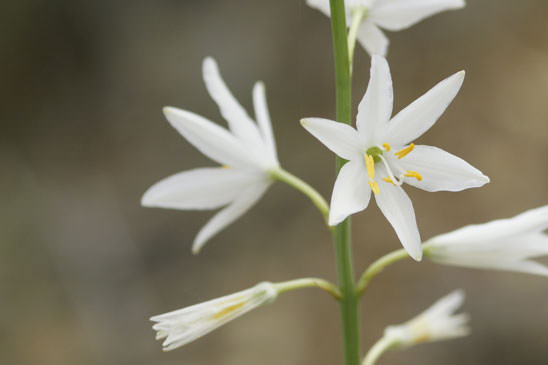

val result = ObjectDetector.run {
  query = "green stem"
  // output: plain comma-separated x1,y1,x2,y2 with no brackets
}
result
273,278,341,299
329,1,360,364
347,7,367,67
270,167,330,223
362,336,398,365
355,249,410,296
333,224,361,365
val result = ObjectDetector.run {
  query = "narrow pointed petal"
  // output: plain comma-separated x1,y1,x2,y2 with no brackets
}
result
430,206,548,245
163,107,256,168
370,0,465,31
141,167,261,210
384,71,465,146
433,256,548,277
421,289,465,320
396,145,489,192
253,82,278,163
301,118,363,160
356,21,389,57
329,160,372,226
202,58,264,149
192,182,270,253
374,181,422,260
480,260,548,277
305,0,332,17
356,55,393,145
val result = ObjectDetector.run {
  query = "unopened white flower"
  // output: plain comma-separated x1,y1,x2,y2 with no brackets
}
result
384,289,470,347
424,206,548,276
306,0,465,56
301,55,488,260
142,57,279,253
151,282,278,351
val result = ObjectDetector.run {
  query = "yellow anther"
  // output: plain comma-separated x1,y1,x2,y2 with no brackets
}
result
404,170,423,181
394,143,415,159
221,165,232,169
409,317,431,344
212,302,246,319
364,154,375,180
382,142,391,152
382,177,395,185
368,180,380,194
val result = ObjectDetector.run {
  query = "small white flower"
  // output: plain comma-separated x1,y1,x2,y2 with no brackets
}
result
151,282,278,351
142,57,279,253
424,206,548,276
306,0,465,56
301,55,488,260
384,289,470,347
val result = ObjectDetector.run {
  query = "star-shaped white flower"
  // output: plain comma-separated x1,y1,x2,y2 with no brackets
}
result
301,55,489,260
424,205,548,275
383,289,469,347
151,282,278,351
306,0,465,56
142,57,279,253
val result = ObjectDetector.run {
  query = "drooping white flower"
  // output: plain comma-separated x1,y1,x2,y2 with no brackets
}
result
384,289,469,347
424,206,548,276
151,282,278,351
142,57,279,253
301,55,488,260
306,0,465,56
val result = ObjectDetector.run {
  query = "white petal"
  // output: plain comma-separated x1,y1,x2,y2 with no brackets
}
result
421,289,465,320
356,55,393,145
473,233,548,261
396,145,489,192
329,160,372,226
384,71,465,146
306,0,332,17
429,206,548,245
192,182,270,253
370,0,465,31
202,58,265,151
163,107,256,168
374,178,422,260
141,167,261,210
301,118,363,160
517,233,548,259
428,313,470,340
253,82,278,164
432,256,548,277
483,260,548,277
356,21,389,57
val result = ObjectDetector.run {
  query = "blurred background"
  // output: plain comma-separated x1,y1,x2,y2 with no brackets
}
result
1,0,548,364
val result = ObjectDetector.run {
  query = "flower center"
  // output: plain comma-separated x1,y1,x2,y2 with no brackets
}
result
364,142,422,194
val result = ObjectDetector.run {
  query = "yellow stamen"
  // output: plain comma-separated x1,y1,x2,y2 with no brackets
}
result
221,165,231,169
382,177,395,185
404,170,423,181
368,180,380,194
364,154,375,180
409,317,431,344
212,302,246,319
394,143,415,159
382,142,391,152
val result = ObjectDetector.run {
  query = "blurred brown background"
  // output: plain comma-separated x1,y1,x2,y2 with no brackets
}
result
1,1,548,364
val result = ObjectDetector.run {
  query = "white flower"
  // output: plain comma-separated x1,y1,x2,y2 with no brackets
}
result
424,206,548,276
301,55,488,260
306,0,465,56
151,282,278,351
142,57,279,253
384,289,470,347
